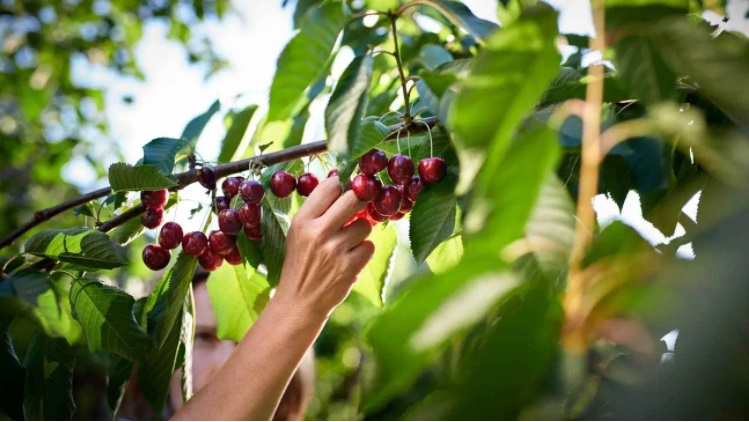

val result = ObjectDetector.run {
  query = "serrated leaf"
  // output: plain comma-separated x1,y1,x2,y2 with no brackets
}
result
25,228,128,270
138,307,183,416
410,174,458,263
207,263,270,342
108,163,177,193
426,234,463,274
70,279,152,361
354,224,397,307
325,55,373,156
23,333,76,421
351,119,392,160
260,200,289,286
144,253,198,348
182,100,220,146
218,105,257,163
142,137,191,176
268,3,346,121
417,0,498,40
602,155,633,210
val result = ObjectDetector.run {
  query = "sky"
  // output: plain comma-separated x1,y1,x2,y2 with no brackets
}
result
62,0,749,254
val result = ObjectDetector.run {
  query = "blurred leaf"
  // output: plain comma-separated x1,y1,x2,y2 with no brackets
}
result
417,44,453,70
416,0,499,41
426,234,463,274
207,263,270,342
409,173,458,263
69,279,152,361
268,3,346,121
108,163,177,192
218,105,257,163
583,221,652,267
25,228,127,270
260,200,288,286
6,269,51,307
325,55,373,156
602,155,633,210
293,0,323,28
142,137,190,176
354,224,397,307
138,307,184,416
22,333,76,421
106,355,133,417
181,100,220,146
613,36,678,105
144,253,198,348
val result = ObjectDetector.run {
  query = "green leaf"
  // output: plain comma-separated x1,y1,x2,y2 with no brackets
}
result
218,105,257,163
350,119,392,160
142,137,191,176
25,228,128,270
325,55,373,156
416,0,499,41
144,253,198,348
449,6,560,153
23,333,76,421
108,162,177,193
70,279,152,361
613,36,678,105
207,263,270,342
602,155,633,210
354,224,397,307
260,200,289,286
267,3,346,121
409,175,457,263
236,229,264,270
426,234,463,274
106,355,133,417
138,307,184,416
7,269,51,306
181,99,220,146
417,44,453,70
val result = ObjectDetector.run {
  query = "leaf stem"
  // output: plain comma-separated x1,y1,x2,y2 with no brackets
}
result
389,13,412,125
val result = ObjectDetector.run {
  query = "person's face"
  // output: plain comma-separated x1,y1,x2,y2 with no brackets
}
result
169,282,236,409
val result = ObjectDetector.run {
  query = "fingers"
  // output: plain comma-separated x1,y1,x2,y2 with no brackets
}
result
295,177,342,221
346,240,375,275
321,190,366,231
335,219,372,251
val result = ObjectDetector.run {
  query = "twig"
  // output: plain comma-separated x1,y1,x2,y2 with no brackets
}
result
388,12,412,124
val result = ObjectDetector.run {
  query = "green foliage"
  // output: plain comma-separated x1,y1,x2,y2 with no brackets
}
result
143,138,191,176
325,55,374,156
144,253,198,348
218,105,258,163
108,163,178,193
23,333,76,420
25,228,128,270
353,224,397,307
181,100,221,147
206,263,270,342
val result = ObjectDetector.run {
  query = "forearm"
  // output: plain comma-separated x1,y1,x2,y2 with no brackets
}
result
171,293,326,421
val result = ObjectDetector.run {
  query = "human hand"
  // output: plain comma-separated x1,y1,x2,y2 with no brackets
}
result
274,176,375,318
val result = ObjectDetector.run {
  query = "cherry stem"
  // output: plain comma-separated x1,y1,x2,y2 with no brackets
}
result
407,131,412,157
396,128,402,154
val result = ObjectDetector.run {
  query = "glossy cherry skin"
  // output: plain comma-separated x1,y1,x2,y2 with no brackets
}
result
209,230,236,256
239,202,261,228
327,169,339,178
359,149,388,176
182,231,209,256
142,244,171,271
366,202,388,223
270,171,296,198
418,157,447,184
239,180,265,205
405,176,424,202
221,177,242,200
296,173,319,197
351,174,382,202
218,209,242,235
345,209,369,227
198,247,223,271
387,154,415,185
243,225,262,241
141,206,164,229
389,211,406,221
197,166,217,190
141,189,169,208
158,222,183,249
395,185,414,212
224,246,243,266
372,185,402,216
214,196,230,213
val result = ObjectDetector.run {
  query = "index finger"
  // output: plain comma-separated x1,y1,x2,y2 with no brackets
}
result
320,190,366,231
294,176,343,221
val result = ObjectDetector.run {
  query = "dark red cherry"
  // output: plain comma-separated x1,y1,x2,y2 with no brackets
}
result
389,211,406,221
387,154,415,185
239,180,265,205
405,177,424,202
197,166,217,190
297,173,319,197
270,171,296,198
215,196,230,213
239,202,261,228
243,225,262,241
366,202,388,223
141,189,169,208
141,206,163,229
359,149,388,176
218,209,242,235
221,177,242,199
394,186,413,212
158,222,183,249
418,157,447,184
142,244,170,271
351,174,382,202
372,185,402,216
345,209,369,227
225,246,243,266
198,247,223,271
209,230,236,256
327,169,339,178
182,231,208,256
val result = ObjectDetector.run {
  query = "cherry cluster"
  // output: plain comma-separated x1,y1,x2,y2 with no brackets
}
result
349,149,445,224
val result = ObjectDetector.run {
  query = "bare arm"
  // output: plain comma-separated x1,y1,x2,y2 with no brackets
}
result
171,177,374,421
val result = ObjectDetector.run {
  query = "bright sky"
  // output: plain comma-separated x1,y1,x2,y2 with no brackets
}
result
62,0,748,254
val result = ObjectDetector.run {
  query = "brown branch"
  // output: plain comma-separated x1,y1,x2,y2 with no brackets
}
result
0,117,439,249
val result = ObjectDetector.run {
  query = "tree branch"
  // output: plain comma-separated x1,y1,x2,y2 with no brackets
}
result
0,117,438,249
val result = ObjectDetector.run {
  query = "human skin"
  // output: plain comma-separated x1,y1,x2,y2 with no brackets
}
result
171,177,374,421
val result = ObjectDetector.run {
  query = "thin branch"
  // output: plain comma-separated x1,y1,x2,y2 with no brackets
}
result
388,13,412,124
0,118,438,249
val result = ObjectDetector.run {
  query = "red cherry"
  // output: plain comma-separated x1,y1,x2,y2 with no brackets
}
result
141,189,169,208
225,246,243,266
239,180,265,205
394,186,413,212
198,247,223,271
387,154,415,185
215,196,230,213
405,177,424,202
141,206,163,229
221,177,242,199
218,209,242,235
389,211,406,221
270,171,296,198
182,231,208,256
359,149,388,176
142,244,170,271
345,209,369,227
209,230,236,255
418,157,447,184
243,225,262,241
158,222,183,249
239,202,261,228
327,169,339,178
366,202,388,223
297,173,319,197
197,166,217,190
351,174,382,202
372,185,402,216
